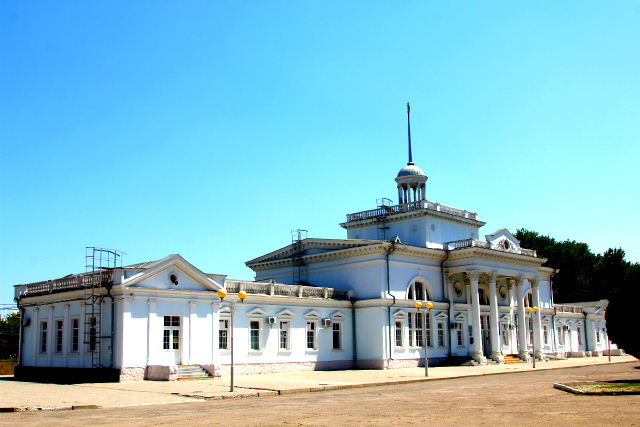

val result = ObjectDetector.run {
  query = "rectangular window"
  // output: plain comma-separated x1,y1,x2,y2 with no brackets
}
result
332,322,342,350
163,330,171,350
577,326,583,346
306,321,316,350
88,316,97,351
501,324,508,346
279,321,290,350
40,321,47,353
71,318,79,352
527,318,533,346
596,327,601,343
557,326,563,346
426,313,432,347
408,315,415,347
395,321,404,348
219,319,229,350
55,320,63,353
172,329,179,350
250,320,260,351
415,313,424,347
543,325,549,346
458,326,464,347
437,323,445,347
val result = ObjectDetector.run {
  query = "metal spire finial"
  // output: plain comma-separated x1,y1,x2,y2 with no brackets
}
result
407,102,413,165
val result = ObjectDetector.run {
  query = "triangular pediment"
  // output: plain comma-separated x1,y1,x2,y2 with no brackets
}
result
219,306,232,316
500,314,511,322
122,255,222,292
276,309,295,318
434,312,448,320
330,311,346,320
393,309,408,318
485,229,521,253
455,313,467,321
247,308,267,317
304,310,322,319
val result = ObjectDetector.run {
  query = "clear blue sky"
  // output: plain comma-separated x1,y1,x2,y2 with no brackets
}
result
1,1,639,309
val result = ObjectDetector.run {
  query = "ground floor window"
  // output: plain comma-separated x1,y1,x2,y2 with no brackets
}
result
55,320,63,353
501,323,509,346
163,316,180,350
88,316,97,351
219,319,229,350
279,321,290,350
415,313,424,347
306,321,317,350
40,321,47,353
577,326,583,346
250,320,261,351
395,321,404,348
543,324,549,346
557,326,563,346
596,326,601,344
71,318,79,352
332,322,342,350
527,318,533,346
457,325,464,347
437,323,445,347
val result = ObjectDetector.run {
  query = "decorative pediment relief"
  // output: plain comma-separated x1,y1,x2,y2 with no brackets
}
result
434,312,448,320
393,310,408,318
219,306,232,316
247,308,267,317
276,309,295,318
330,311,346,320
304,310,322,319
454,313,467,321
500,314,511,322
541,315,552,322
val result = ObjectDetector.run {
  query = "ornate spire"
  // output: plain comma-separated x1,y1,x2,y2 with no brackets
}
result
407,102,413,165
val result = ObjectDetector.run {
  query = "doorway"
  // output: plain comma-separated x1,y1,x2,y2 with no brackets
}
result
481,315,491,356
163,315,181,365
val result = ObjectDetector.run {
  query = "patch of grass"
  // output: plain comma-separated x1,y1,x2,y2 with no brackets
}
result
572,382,640,393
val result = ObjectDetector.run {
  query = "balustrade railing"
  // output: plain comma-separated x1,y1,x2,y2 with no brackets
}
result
346,200,478,223
555,305,583,314
224,280,349,300
25,270,114,295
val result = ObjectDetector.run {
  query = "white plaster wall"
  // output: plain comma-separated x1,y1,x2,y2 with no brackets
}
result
354,306,387,360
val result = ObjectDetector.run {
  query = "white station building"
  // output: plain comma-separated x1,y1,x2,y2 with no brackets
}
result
13,108,612,382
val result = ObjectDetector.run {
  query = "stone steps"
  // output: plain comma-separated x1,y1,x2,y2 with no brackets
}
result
176,365,213,380
503,354,526,364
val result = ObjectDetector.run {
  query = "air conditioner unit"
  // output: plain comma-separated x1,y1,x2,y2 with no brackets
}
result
321,319,332,327
563,325,570,331
267,317,277,325
22,317,30,327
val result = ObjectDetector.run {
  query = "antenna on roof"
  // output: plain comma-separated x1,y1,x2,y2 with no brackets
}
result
407,102,414,165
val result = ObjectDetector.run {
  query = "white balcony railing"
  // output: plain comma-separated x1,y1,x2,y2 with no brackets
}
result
346,200,478,223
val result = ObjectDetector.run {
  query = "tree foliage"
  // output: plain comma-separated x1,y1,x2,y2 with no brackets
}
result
0,312,20,335
515,229,640,358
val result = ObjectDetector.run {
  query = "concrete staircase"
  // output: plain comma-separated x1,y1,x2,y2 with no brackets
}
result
177,365,213,380
503,354,526,364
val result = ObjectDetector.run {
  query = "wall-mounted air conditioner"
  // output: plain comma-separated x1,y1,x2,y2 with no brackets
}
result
321,319,332,327
267,317,277,325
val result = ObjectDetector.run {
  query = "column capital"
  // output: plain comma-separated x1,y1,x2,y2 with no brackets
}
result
466,270,481,282
189,301,198,308
528,277,539,288
483,272,498,284
514,276,524,287
446,273,455,286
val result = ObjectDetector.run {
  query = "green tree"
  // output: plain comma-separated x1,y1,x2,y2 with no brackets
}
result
0,312,20,334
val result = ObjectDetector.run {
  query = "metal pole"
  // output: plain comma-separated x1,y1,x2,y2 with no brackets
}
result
607,328,611,362
423,309,428,377
230,300,235,392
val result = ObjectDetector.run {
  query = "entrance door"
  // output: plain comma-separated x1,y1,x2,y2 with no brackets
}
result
481,315,491,356
163,316,181,365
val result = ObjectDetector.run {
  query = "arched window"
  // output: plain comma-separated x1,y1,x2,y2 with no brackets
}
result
407,280,429,301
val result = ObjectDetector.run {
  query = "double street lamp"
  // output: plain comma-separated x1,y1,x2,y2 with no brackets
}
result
217,289,247,392
525,306,538,368
415,300,433,376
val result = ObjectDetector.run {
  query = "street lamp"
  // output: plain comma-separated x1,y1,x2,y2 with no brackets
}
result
603,311,611,363
218,289,247,392
415,300,433,376
525,306,538,368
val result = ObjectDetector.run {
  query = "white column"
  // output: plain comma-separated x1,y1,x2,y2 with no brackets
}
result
121,297,133,367
46,306,54,367
515,277,528,360
397,186,403,205
189,301,198,364
62,304,70,368
33,307,40,366
79,303,86,368
487,273,502,362
147,299,157,365
530,278,543,359
465,280,472,355
468,270,485,364
211,302,220,363
446,274,457,355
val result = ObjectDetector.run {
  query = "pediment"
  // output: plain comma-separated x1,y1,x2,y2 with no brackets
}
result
276,309,295,318
330,311,346,320
500,314,511,322
454,313,467,321
485,229,520,253
122,255,222,292
434,312,448,320
393,310,408,318
304,310,322,319
219,306,232,316
247,308,267,317
541,315,552,322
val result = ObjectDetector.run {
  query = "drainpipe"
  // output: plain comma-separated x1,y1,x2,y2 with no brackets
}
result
105,283,115,369
350,297,357,362
15,296,24,367
549,269,557,353
386,241,397,364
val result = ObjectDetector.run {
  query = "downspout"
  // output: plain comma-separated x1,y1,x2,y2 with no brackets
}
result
15,296,24,367
105,283,115,369
550,269,557,352
350,298,357,362
386,241,396,363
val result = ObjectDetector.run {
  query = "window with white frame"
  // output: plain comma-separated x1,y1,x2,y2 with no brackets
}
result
40,321,47,353
527,317,533,346
332,322,342,350
395,321,404,348
219,319,229,350
279,321,290,351
557,326,563,346
458,325,464,347
407,280,429,301
70,318,79,353
250,320,261,351
415,312,424,347
306,321,317,350
577,326,583,346
55,319,63,353
543,324,549,346
408,315,415,347
501,323,509,346
426,313,432,347
437,323,445,347
596,326,601,344
89,316,97,351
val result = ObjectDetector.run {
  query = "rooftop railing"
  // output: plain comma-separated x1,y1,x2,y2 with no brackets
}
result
25,270,114,296
555,305,583,314
346,200,478,223
224,280,350,300
444,238,537,257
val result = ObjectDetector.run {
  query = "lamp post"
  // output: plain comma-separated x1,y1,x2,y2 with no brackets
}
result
525,306,538,368
603,310,611,363
218,289,247,392
415,300,433,376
